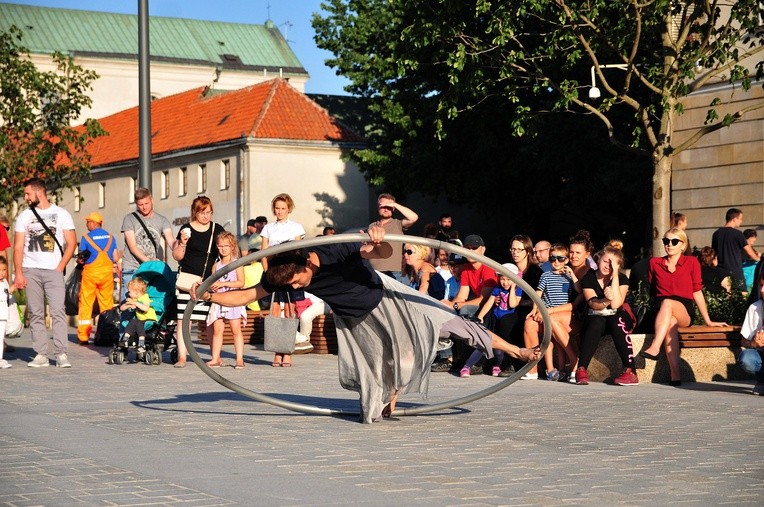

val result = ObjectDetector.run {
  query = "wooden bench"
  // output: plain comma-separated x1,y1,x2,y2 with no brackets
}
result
678,325,742,348
199,310,338,354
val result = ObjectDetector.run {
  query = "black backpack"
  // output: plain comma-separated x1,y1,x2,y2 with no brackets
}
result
93,307,122,347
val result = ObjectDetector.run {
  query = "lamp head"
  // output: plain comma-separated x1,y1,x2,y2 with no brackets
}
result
589,86,601,100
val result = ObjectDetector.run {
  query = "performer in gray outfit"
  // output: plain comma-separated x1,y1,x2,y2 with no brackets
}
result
194,225,540,423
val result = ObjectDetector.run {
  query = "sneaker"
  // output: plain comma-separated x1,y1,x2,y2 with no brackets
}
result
575,367,589,385
294,341,314,354
498,365,516,377
0,359,11,369
459,367,470,378
28,354,50,368
491,366,501,377
431,360,452,373
546,369,560,381
520,372,538,380
56,353,71,368
614,368,639,386
470,364,483,375
752,383,764,396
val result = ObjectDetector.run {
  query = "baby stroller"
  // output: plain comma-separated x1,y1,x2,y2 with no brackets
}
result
107,261,176,365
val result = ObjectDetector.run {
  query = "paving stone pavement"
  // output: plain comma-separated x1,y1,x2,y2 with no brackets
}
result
1,329,763,506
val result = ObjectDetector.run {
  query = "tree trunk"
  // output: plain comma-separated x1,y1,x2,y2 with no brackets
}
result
651,153,672,255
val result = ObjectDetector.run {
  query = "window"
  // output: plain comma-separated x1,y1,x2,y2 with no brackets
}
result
220,160,230,190
179,167,187,196
197,164,207,193
161,171,169,199
73,187,81,212
129,177,137,203
98,183,106,208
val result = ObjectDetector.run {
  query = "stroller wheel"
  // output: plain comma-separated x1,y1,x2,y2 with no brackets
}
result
170,348,178,364
115,350,125,365
107,350,115,364
152,350,162,365
144,351,154,365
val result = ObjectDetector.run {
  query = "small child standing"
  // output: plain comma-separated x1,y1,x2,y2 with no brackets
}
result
0,256,14,368
119,277,157,351
205,232,247,369
461,264,522,377
527,243,580,382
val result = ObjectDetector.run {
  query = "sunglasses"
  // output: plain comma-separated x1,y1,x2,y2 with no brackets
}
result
403,249,415,255
549,255,567,262
662,238,683,246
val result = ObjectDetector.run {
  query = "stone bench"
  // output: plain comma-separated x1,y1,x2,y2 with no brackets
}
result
586,325,749,383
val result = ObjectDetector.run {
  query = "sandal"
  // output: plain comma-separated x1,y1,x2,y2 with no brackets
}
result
234,362,245,369
174,360,187,368
281,361,292,367
206,360,225,368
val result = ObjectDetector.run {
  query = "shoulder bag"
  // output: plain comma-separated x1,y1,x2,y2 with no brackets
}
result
131,211,160,260
29,205,66,274
263,293,299,354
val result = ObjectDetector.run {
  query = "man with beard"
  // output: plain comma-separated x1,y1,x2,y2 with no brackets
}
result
435,213,459,243
14,178,76,368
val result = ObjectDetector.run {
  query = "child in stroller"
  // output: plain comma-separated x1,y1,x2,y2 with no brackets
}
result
108,261,176,365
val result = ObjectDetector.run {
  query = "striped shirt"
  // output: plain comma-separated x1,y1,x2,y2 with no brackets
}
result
537,271,574,308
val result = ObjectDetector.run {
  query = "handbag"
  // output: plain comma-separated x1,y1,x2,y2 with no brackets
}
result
175,224,216,292
263,293,298,354
175,271,202,292
6,296,23,338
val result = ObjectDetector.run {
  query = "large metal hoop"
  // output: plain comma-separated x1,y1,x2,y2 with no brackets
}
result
182,234,552,418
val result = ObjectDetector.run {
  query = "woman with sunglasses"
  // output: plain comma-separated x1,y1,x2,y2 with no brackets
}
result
403,244,445,299
640,228,726,385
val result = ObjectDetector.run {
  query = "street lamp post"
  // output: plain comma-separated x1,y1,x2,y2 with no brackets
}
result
588,64,630,100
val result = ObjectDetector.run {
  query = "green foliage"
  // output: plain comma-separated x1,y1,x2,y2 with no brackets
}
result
313,0,763,250
0,26,105,211
693,289,748,326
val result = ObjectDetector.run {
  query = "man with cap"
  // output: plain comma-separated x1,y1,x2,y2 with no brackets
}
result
239,216,267,257
446,234,498,316
77,212,120,344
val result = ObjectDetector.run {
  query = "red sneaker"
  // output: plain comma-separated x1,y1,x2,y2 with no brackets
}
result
614,369,639,386
575,367,589,385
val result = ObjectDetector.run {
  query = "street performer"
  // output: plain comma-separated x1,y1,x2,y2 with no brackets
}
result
192,226,540,423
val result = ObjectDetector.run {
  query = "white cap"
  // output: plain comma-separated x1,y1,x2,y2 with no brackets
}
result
500,263,519,275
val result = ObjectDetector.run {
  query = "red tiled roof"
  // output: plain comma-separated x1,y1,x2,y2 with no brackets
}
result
87,79,362,167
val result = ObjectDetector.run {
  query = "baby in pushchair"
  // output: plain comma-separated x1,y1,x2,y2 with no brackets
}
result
107,261,176,365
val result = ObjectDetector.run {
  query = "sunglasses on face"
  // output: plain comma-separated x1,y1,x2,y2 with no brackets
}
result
549,255,567,263
403,249,415,255
662,238,683,246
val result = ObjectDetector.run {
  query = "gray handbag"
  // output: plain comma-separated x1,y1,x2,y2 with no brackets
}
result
263,293,298,354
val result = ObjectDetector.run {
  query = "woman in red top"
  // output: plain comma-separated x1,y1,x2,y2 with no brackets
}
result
640,228,725,385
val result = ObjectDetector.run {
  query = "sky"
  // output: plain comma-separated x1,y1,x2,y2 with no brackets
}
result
7,0,352,95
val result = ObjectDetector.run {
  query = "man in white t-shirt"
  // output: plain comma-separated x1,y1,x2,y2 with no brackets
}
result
14,178,76,368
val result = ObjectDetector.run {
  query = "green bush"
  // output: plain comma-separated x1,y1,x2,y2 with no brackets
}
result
693,289,748,325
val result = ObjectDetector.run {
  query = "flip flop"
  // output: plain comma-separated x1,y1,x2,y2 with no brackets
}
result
281,362,292,367
271,361,282,367
206,360,225,368
234,363,245,369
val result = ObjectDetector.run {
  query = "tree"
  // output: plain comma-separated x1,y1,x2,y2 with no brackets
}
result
314,1,764,253
0,26,104,211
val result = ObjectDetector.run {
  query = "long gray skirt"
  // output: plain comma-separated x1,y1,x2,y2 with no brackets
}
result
334,274,494,423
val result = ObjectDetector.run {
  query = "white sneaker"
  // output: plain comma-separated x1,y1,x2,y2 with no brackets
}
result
0,359,11,369
520,372,539,380
28,354,50,368
56,353,71,368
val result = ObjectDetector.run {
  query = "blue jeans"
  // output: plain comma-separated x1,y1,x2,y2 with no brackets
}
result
121,269,135,301
738,349,764,382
